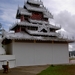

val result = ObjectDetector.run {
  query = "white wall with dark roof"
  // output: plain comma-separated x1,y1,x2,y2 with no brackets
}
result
12,41,69,66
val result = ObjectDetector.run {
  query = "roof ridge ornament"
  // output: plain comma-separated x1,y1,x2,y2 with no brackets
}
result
38,23,49,32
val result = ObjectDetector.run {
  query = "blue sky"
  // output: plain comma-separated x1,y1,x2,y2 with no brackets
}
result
0,0,25,30
0,0,75,50
0,0,75,30
0,0,75,31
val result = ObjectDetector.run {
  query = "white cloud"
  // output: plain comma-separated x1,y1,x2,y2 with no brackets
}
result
54,11,75,39
43,0,75,15
0,8,16,23
69,44,73,51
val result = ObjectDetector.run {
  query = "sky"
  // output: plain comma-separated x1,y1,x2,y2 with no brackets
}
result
0,0,75,51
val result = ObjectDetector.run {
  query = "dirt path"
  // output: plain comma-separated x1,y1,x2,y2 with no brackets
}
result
0,65,49,75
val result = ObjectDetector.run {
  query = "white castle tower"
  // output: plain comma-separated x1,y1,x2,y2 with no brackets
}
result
2,0,74,67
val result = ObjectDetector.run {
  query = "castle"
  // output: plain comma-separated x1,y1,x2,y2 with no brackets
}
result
2,0,74,67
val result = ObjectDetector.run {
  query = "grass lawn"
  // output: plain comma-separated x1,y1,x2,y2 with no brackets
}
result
37,65,75,75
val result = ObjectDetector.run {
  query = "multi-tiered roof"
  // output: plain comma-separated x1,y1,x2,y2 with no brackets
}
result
2,0,74,43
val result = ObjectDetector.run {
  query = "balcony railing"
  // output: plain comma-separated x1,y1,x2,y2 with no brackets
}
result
29,19,49,24
26,29,60,36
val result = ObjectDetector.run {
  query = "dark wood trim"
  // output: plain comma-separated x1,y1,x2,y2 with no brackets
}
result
2,39,12,45
15,39,68,44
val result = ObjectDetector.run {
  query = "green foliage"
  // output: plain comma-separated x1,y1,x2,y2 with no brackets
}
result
37,65,75,75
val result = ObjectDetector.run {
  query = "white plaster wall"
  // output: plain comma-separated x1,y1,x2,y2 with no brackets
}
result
0,39,5,55
12,42,69,66
52,44,69,64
